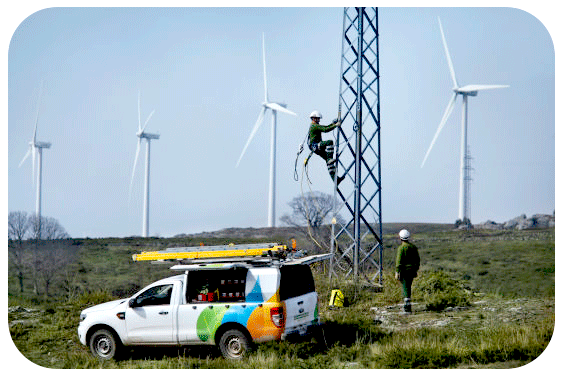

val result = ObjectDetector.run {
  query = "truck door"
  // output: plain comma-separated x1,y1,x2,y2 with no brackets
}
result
125,281,180,344
280,265,318,334
177,269,215,344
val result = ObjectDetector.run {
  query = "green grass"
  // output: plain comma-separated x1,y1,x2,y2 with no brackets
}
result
10,296,553,369
382,228,555,297
365,317,554,369
8,228,555,368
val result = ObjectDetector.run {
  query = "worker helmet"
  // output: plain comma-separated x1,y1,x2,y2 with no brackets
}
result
309,110,322,119
399,229,410,241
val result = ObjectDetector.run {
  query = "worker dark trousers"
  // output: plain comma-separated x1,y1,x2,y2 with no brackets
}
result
400,273,415,313
311,140,336,179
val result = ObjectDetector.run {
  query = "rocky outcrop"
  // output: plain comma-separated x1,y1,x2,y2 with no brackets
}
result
476,214,554,230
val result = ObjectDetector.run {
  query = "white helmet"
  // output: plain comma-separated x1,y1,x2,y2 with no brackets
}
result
399,229,410,241
309,110,322,119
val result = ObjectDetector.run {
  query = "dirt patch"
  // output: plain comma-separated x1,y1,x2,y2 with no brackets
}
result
369,297,554,331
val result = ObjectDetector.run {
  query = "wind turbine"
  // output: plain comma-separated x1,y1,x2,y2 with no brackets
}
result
130,91,159,237
236,33,297,227
421,17,509,222
19,81,51,234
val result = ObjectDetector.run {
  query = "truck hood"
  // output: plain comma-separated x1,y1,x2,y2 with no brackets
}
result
81,298,128,314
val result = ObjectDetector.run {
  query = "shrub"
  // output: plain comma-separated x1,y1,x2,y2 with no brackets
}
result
415,271,470,311
69,290,114,308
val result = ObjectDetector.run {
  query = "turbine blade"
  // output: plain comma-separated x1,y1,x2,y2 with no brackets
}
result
137,91,142,132
262,32,268,102
19,147,31,168
33,80,44,144
129,138,142,200
141,110,155,132
457,84,510,93
421,93,457,168
265,102,297,116
236,107,266,168
438,17,458,88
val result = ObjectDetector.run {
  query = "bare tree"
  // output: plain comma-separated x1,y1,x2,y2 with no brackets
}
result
8,211,31,293
29,214,69,240
8,212,70,295
37,240,78,296
8,211,31,243
280,191,343,252
42,216,70,240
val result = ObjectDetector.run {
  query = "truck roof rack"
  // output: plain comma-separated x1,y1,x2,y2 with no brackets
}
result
132,242,332,268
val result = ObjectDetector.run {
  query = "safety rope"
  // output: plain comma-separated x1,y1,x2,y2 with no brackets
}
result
299,161,324,250
293,133,310,181
298,139,341,252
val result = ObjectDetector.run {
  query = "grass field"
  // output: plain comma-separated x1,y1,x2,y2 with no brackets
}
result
7,227,555,369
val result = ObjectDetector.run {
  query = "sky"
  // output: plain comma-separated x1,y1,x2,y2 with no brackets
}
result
6,3,557,239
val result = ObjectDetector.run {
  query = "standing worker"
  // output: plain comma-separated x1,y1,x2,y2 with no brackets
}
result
306,110,345,185
395,229,420,313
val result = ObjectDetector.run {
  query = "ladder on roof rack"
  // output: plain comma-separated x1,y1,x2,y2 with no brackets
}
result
132,242,287,263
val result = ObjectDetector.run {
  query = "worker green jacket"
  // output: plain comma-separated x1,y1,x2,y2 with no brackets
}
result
395,241,420,277
308,122,338,145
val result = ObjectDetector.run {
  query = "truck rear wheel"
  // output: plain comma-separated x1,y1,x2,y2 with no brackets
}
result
89,328,120,360
218,329,251,360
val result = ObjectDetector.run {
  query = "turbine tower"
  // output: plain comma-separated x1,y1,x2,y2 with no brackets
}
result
130,91,159,237
421,17,508,222
236,33,297,227
19,81,51,236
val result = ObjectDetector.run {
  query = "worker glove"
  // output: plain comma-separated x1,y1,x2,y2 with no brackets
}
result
331,118,338,124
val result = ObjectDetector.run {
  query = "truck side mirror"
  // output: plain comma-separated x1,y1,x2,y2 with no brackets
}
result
129,298,138,308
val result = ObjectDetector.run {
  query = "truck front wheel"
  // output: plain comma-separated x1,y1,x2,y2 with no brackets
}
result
218,329,251,360
89,328,120,360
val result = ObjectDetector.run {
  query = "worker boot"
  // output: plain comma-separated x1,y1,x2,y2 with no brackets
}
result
403,298,412,314
327,159,336,175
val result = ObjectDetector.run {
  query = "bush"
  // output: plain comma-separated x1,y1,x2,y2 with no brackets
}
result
415,271,470,311
69,290,114,308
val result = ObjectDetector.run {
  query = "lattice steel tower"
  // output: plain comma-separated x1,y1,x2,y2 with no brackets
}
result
329,7,383,287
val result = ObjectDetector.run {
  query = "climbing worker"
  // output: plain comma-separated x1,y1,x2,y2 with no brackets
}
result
395,229,420,314
307,110,345,185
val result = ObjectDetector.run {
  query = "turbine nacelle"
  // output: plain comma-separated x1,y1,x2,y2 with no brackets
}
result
263,101,296,116
454,88,478,97
33,141,52,149
136,131,160,140
264,102,287,108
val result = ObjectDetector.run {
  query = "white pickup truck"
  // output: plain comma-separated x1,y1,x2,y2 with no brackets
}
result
78,260,322,360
